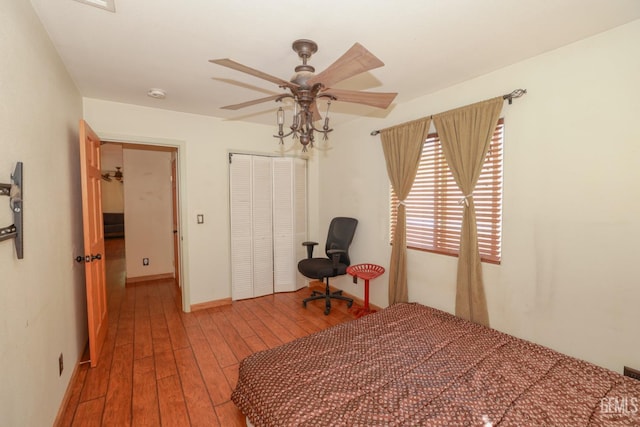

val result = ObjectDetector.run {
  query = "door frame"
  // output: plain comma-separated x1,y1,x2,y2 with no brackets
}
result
100,133,190,312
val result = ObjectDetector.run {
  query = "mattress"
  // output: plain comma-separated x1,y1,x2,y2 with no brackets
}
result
231,303,640,426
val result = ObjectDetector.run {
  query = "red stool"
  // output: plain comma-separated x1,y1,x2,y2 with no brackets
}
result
346,264,385,318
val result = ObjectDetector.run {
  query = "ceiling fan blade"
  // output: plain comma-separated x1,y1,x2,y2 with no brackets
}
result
221,94,284,110
323,88,397,109
210,58,297,89
307,43,385,88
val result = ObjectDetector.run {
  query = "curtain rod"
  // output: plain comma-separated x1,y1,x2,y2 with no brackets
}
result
370,88,527,136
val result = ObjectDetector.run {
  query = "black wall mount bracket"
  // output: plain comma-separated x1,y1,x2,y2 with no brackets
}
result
0,162,23,259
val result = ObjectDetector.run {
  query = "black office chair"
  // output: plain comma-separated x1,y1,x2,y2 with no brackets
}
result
299,217,358,315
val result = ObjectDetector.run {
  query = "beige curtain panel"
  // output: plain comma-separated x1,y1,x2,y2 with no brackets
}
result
433,96,503,326
380,117,431,305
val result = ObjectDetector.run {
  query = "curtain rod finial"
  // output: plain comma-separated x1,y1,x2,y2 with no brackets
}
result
504,88,527,104
371,130,380,136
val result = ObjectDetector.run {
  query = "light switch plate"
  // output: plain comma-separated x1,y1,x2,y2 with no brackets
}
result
197,214,204,224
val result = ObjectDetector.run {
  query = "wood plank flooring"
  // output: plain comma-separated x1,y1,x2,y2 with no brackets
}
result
56,239,358,426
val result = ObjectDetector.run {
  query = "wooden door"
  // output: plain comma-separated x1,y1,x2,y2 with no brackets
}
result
79,120,108,368
171,154,180,289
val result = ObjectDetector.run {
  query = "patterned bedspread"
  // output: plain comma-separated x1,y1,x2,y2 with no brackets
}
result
231,303,640,426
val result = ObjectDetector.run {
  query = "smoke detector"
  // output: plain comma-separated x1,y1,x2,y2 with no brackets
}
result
147,88,167,99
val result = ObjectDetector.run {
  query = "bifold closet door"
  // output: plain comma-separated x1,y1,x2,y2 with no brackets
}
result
273,157,307,292
230,154,274,300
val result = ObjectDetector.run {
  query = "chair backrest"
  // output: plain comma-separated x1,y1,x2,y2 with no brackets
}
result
324,217,358,266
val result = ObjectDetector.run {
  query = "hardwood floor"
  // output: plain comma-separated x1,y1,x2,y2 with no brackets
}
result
56,238,358,426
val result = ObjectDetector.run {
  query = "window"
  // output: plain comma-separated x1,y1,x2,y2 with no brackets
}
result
390,118,504,264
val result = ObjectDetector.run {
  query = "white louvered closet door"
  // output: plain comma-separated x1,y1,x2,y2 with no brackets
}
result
230,154,254,300
251,156,274,297
293,158,308,290
273,157,307,292
230,154,306,300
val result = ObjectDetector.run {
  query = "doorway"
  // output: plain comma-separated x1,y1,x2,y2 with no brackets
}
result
99,141,183,306
100,142,127,296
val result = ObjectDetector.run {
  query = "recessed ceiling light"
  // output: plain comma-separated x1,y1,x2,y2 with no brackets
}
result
73,0,116,13
147,88,167,99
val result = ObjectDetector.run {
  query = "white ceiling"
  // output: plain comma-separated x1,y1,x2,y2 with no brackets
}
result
30,0,640,126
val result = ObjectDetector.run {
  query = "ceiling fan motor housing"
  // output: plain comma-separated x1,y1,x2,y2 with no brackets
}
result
292,39,318,85
292,39,318,62
290,70,315,87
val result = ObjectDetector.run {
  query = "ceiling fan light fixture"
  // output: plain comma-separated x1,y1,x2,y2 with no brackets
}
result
210,39,397,152
113,166,123,181
101,166,124,182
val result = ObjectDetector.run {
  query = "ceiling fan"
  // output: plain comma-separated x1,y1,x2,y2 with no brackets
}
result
101,166,123,182
210,39,397,150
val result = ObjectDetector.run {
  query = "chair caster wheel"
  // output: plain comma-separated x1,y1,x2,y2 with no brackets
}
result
347,301,353,308
324,308,330,315
302,301,307,308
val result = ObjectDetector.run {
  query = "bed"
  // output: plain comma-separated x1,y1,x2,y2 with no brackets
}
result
231,303,640,426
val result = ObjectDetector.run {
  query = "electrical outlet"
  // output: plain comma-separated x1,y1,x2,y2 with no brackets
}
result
59,353,63,376
624,366,640,381
143,258,149,266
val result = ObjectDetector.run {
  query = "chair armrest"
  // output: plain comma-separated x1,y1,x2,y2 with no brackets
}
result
302,241,318,258
327,249,346,273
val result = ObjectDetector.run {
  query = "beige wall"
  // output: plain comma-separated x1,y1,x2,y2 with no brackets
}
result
0,2,84,426
123,149,174,278
322,19,640,373
101,179,125,213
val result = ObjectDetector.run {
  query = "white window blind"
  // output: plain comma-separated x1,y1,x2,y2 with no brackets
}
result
391,118,504,264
